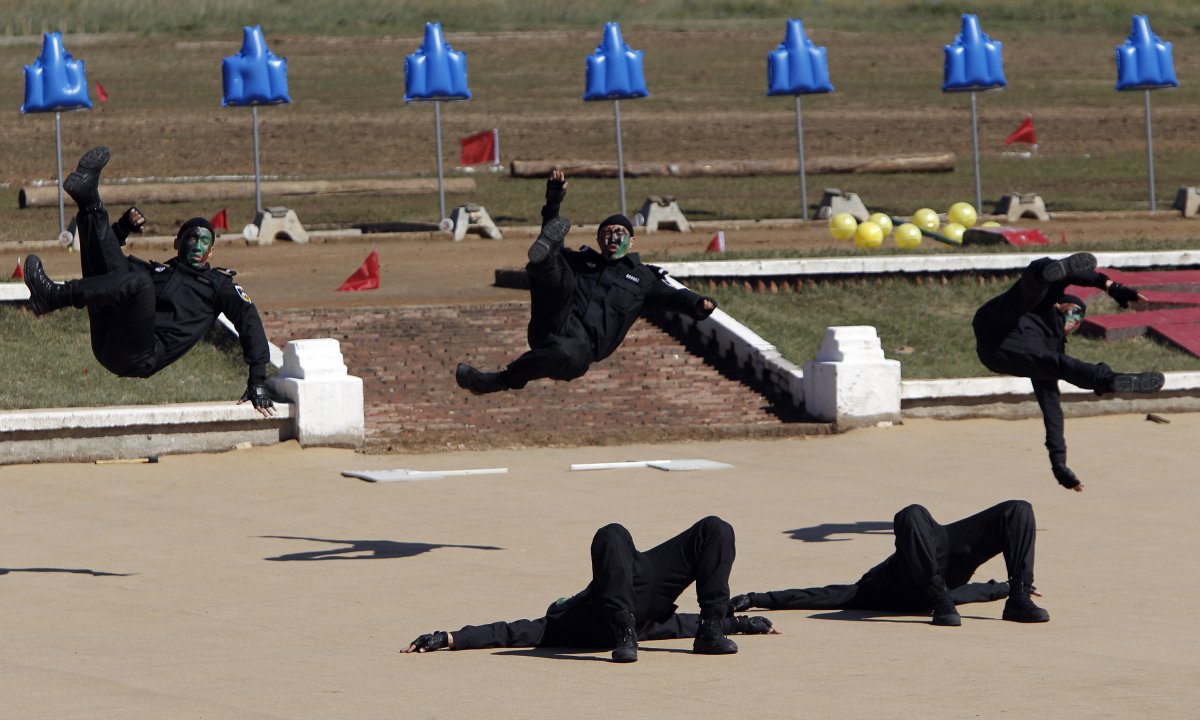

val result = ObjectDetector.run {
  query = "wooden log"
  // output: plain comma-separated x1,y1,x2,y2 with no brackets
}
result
510,153,955,179
18,177,476,208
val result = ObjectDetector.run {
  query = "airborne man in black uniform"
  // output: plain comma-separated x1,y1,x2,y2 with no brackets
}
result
455,170,718,395
23,146,274,416
972,252,1163,491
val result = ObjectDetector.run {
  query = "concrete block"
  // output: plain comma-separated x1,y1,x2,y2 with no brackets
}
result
449,203,503,241
1173,187,1200,218
638,196,690,233
269,339,364,448
803,326,901,430
248,207,309,245
814,188,869,222
995,193,1050,222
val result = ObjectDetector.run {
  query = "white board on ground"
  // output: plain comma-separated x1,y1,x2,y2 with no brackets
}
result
569,459,733,472
341,467,508,483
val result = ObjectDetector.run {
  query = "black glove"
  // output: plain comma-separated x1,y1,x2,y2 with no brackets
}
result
1107,282,1140,308
240,383,274,411
545,176,567,205
408,631,449,653
1051,463,1080,490
116,206,146,235
696,295,718,319
732,615,774,635
729,593,754,613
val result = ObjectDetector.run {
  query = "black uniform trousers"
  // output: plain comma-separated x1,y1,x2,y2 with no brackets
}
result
758,501,1034,612
501,256,591,388
972,259,1109,390
74,206,158,377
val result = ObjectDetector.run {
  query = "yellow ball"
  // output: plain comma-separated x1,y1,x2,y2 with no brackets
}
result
912,208,940,231
947,202,977,228
894,223,923,249
868,213,893,237
829,212,858,241
854,220,884,249
942,222,966,244
981,220,1002,228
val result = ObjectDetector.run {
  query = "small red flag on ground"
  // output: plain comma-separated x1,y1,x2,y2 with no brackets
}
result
210,208,229,231
1006,115,1036,146
96,81,108,103
460,129,497,166
11,257,23,281
337,250,380,292
705,231,726,254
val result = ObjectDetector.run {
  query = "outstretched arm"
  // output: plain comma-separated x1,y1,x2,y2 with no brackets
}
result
541,170,568,227
405,618,548,653
111,206,146,245
1032,379,1083,491
217,279,274,417
644,270,717,319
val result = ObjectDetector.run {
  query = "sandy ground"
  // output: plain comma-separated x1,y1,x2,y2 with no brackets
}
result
3,413,1198,719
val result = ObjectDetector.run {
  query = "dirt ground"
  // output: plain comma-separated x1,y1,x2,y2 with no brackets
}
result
3,414,1198,719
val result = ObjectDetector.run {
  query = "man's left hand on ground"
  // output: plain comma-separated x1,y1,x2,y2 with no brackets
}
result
238,383,276,417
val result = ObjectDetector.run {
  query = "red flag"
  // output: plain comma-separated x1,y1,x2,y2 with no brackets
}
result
337,250,380,292
11,257,23,281
1005,116,1036,146
460,130,496,166
209,208,229,231
95,81,108,103
705,231,726,254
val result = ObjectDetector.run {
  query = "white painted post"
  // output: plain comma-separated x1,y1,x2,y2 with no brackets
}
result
803,326,901,430
268,339,364,447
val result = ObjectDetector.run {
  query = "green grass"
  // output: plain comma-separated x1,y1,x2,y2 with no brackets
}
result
704,275,1200,378
0,303,250,409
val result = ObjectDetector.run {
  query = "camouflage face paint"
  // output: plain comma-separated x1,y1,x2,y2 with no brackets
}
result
599,225,631,259
179,227,214,269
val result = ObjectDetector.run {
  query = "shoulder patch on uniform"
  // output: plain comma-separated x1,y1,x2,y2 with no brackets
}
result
234,284,252,303
215,266,238,277
654,266,670,278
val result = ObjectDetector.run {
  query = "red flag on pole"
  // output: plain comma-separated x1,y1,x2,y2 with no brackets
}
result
11,257,23,281
95,81,108,103
705,231,726,254
460,130,496,166
209,208,229,231
337,250,380,292
1005,116,1036,146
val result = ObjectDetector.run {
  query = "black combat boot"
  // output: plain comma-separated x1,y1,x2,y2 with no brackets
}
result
23,255,74,317
928,576,961,627
454,363,509,395
609,610,638,663
1108,371,1165,394
693,607,738,655
62,146,110,209
527,216,571,264
1038,252,1097,283
1002,582,1050,623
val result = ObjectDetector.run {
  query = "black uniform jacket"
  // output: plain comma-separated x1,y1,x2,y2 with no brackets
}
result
134,256,271,383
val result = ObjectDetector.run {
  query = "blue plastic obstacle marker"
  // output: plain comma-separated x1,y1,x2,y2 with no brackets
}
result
583,22,648,101
767,18,833,96
21,31,91,113
405,22,471,102
1116,15,1178,91
222,25,290,106
942,13,1006,92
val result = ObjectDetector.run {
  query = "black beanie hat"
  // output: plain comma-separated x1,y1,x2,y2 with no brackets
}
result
177,217,216,240
1060,294,1087,316
597,213,634,236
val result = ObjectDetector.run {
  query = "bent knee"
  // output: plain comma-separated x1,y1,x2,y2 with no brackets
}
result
894,504,934,531
592,523,633,548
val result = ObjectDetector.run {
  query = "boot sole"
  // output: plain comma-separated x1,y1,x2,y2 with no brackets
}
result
1039,252,1097,283
1112,371,1165,394
1002,610,1051,623
931,613,962,627
63,146,111,203
528,216,571,264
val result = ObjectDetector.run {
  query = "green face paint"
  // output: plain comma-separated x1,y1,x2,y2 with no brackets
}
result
180,227,214,269
599,225,631,259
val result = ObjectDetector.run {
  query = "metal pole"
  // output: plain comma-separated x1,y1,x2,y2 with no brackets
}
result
492,127,501,171
970,91,982,213
252,105,262,213
613,99,627,217
795,95,808,221
1144,89,1156,211
55,111,65,235
434,100,446,221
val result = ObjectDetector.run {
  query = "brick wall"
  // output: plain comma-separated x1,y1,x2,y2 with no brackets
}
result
261,303,821,451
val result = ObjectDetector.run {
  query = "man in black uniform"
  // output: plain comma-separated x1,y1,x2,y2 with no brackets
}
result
973,252,1163,491
732,500,1048,627
22,146,274,416
455,170,718,394
404,516,778,662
